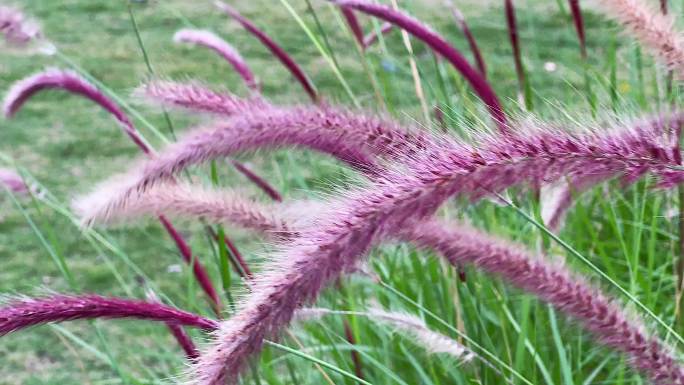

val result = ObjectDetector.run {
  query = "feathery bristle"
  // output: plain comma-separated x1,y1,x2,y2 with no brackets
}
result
173,29,259,91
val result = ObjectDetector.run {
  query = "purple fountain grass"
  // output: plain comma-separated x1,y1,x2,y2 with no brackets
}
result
329,0,507,132
72,105,435,218
450,4,487,78
661,0,668,14
0,167,29,195
340,6,365,47
595,0,684,76
2,69,223,315
186,113,684,384
0,294,218,336
135,80,268,116
504,0,526,98
0,5,41,47
173,29,259,91
214,1,318,102
77,182,291,239
406,220,684,384
362,22,393,50
300,307,475,361
2,69,151,152
568,0,587,58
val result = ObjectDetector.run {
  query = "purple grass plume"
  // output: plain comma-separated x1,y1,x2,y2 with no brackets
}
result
449,3,487,78
173,29,259,91
0,294,218,337
135,80,268,116
0,167,29,195
146,289,200,360
229,160,282,202
596,0,684,77
329,0,507,132
2,68,223,315
568,0,587,58
214,1,318,102
362,22,393,50
3,68,152,153
186,114,684,384
340,6,365,47
72,105,434,218
408,220,684,384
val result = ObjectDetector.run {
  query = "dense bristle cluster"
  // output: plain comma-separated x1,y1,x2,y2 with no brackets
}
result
5,1,684,385
0,5,41,46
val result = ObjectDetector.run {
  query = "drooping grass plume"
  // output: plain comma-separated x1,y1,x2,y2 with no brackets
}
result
173,29,259,91
541,113,684,230
594,0,684,76
339,6,364,47
0,5,41,47
449,3,487,78
0,294,218,336
188,115,684,385
330,0,507,131
229,160,283,202
214,1,318,102
0,167,29,194
299,307,475,361
73,105,434,217
76,182,292,239
135,80,268,116
3,68,151,153
362,22,393,50
406,220,684,385
568,0,587,58
2,68,223,314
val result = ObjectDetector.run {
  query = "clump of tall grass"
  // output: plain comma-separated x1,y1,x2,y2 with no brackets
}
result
5,1,684,385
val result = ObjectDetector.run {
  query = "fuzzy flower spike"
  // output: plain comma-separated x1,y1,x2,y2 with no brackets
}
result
2,68,223,314
173,29,259,91
188,114,684,384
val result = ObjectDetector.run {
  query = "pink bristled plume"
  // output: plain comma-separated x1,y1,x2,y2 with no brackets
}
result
173,29,259,91
187,115,684,384
2,68,222,315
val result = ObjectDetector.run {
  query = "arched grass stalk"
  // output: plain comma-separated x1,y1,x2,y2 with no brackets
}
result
173,29,259,91
2,69,222,315
214,1,318,102
330,0,507,131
